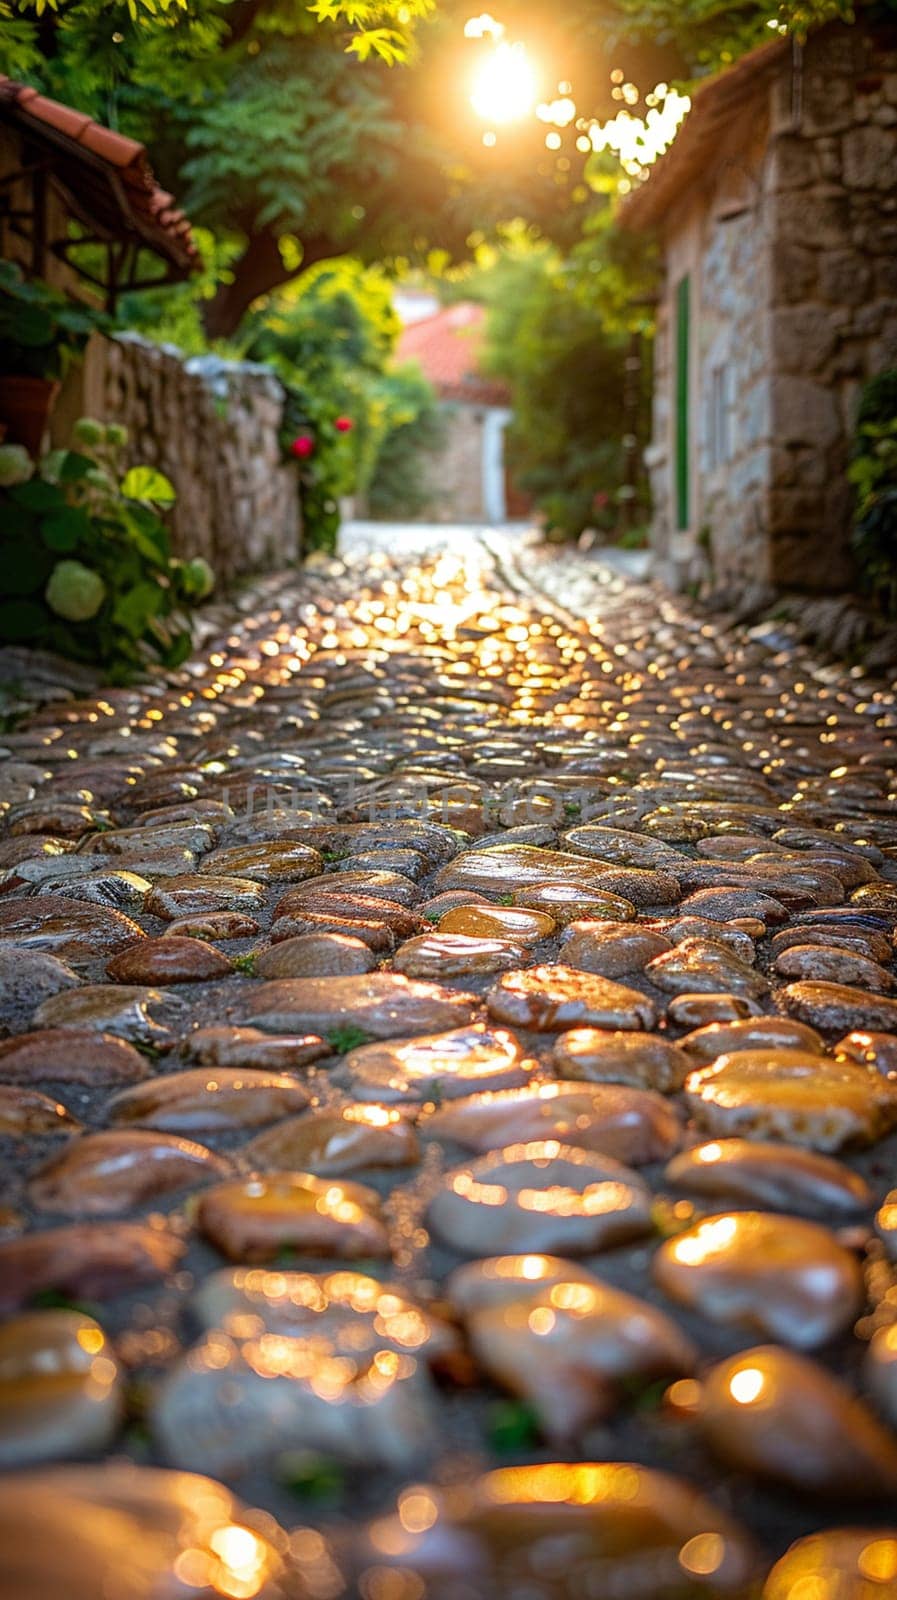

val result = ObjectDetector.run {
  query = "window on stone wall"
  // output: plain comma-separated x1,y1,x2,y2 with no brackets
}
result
707,364,735,471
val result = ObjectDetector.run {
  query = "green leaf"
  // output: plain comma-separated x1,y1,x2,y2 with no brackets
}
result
58,451,97,483
160,630,193,668
326,1024,372,1053
278,1453,345,1505
121,466,177,507
5,304,55,347
112,580,165,638
0,598,47,641
0,503,37,540
2,541,54,595
488,1399,541,1454
40,506,92,552
11,479,64,511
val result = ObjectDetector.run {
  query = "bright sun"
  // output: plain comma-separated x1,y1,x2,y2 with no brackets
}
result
470,42,537,125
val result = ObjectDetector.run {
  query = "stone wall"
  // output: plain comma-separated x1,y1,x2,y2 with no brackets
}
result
649,20,897,593
57,333,301,585
418,402,489,522
766,22,897,588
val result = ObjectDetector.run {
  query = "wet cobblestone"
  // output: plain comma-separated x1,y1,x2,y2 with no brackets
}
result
1,525,897,1598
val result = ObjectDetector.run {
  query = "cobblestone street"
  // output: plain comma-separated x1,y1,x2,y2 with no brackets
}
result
2,524,897,1597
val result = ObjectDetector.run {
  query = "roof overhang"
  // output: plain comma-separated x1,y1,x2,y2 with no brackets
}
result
616,37,789,232
0,77,198,304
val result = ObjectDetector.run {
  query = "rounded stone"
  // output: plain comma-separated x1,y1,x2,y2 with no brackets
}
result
0,1463,291,1600
393,932,525,979
245,973,477,1040
199,840,323,882
448,1254,601,1314
0,1085,80,1136
684,1049,897,1150
487,966,656,1032
678,1017,825,1064
665,1140,873,1219
254,933,377,978
0,895,146,962
31,985,176,1048
666,994,765,1028
653,1210,863,1348
106,1067,311,1132
763,1530,897,1600
694,1345,897,1496
429,1142,653,1257
342,1023,533,1102
28,1129,231,1215
464,1275,697,1439
777,981,897,1036
165,910,261,940
421,1080,682,1164
438,904,556,943
560,923,672,978
187,1025,330,1070
199,1171,390,1260
646,939,768,999
835,1030,897,1077
243,1104,419,1174
0,1222,185,1315
105,935,234,984
0,1310,122,1466
512,882,637,925
146,874,266,918
349,1462,758,1599
553,1029,692,1092
0,1028,151,1086
435,844,680,906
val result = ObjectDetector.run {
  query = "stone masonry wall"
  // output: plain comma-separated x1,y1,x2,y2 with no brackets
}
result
698,176,774,588
418,402,488,522
766,22,897,589
649,20,897,594
62,333,301,585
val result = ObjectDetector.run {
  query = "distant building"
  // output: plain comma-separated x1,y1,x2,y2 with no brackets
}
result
619,20,897,593
396,301,518,522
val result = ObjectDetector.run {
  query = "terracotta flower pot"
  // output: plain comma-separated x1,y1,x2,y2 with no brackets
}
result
0,375,60,458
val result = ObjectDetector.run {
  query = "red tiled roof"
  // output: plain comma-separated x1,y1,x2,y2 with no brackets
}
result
617,36,788,231
397,302,509,405
0,77,198,273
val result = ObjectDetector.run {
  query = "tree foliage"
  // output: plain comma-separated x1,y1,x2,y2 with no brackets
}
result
471,231,652,539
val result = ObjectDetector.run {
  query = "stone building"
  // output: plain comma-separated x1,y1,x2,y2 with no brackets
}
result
396,302,517,523
619,18,897,593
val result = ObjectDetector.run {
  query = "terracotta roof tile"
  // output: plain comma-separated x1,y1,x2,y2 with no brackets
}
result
0,76,198,273
397,302,509,405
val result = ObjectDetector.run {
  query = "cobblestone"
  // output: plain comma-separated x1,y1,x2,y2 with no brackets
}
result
1,523,897,1596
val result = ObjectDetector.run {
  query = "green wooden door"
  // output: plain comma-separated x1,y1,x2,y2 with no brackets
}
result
675,274,690,531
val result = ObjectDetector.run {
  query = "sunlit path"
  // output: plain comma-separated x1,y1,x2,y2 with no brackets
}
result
2,523,897,1594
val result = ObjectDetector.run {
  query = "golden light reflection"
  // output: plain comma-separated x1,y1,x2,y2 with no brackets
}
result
728,1366,766,1406
671,1214,738,1265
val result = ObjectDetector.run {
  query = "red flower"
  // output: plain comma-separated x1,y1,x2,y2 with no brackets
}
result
290,434,314,459
334,416,353,433
592,490,610,510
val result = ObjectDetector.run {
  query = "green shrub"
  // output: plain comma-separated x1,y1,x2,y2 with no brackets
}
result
849,370,897,619
367,364,446,520
476,244,652,541
0,421,212,679
0,262,103,380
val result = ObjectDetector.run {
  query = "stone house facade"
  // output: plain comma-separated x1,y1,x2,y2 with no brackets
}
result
395,302,516,523
619,19,897,593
